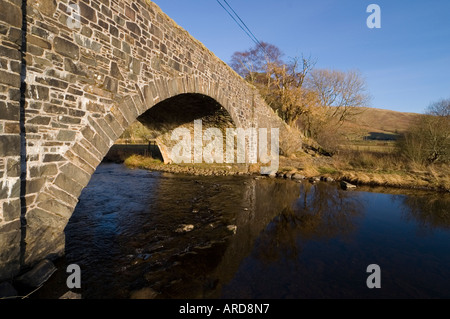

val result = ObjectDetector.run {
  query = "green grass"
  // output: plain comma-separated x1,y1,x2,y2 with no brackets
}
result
318,166,338,175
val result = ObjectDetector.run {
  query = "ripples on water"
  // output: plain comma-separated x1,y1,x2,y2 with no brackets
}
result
35,163,450,299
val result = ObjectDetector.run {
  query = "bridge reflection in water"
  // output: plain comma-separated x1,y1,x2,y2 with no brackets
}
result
32,163,450,299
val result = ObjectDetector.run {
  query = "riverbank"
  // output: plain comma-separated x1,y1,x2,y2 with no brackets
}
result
123,153,450,192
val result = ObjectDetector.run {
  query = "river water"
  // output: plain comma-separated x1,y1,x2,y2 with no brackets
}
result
35,163,450,299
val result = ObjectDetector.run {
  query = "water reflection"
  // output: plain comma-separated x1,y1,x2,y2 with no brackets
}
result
401,193,450,233
253,182,363,264
28,163,450,299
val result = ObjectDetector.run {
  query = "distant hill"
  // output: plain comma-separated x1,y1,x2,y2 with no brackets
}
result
340,107,422,140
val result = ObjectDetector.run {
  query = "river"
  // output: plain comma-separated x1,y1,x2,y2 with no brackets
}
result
33,163,450,299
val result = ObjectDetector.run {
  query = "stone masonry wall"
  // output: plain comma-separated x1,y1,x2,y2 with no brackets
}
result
0,0,298,281
0,0,24,280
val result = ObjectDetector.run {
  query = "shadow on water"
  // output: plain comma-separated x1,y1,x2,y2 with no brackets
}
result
30,163,450,299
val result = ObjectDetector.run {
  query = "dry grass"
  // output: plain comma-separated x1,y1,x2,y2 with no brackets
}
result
340,107,421,138
124,154,163,168
328,150,449,191
124,154,251,175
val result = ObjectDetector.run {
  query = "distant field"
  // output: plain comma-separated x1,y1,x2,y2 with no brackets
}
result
342,140,397,153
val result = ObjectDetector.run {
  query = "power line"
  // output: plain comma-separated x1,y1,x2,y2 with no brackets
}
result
215,0,277,63
222,0,263,48
215,0,260,47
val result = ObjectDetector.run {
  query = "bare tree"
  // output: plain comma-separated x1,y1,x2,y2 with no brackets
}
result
397,98,450,164
230,42,283,81
230,43,316,126
306,69,371,124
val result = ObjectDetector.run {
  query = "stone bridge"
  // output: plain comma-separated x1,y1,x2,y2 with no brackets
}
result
0,0,299,281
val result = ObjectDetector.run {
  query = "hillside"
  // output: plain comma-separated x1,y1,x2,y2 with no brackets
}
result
340,107,421,140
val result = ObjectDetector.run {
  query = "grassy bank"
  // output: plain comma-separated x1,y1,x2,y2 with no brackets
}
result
124,154,258,176
280,149,449,192
123,150,449,192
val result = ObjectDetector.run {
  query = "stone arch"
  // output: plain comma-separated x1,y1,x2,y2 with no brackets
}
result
22,82,245,267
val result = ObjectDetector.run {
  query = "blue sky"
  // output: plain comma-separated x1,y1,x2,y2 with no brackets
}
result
155,0,450,114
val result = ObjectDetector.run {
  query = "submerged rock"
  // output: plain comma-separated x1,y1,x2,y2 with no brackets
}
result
340,181,356,190
227,225,237,234
59,291,82,299
175,224,195,233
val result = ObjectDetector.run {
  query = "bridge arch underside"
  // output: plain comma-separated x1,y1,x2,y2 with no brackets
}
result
136,93,237,164
22,92,240,270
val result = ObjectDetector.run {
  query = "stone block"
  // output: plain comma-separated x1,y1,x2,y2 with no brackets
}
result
53,173,83,200
43,154,65,163
36,195,74,221
64,58,88,77
104,113,124,138
0,178,20,200
31,25,49,39
109,25,119,38
126,21,141,36
110,61,124,81
27,85,49,101
29,163,57,178
95,117,118,142
27,115,51,125
56,129,76,141
28,34,51,50
26,178,45,194
65,150,95,175
0,1,22,28
110,105,130,129
54,37,80,60
103,76,118,93
6,158,20,177
46,185,78,208
88,117,113,144
0,70,20,88
59,116,81,125
2,198,20,221
4,123,20,134
0,135,20,157
8,27,22,46
43,103,68,115
71,142,101,166
79,2,97,23
59,162,91,188
89,133,110,156
35,0,57,17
